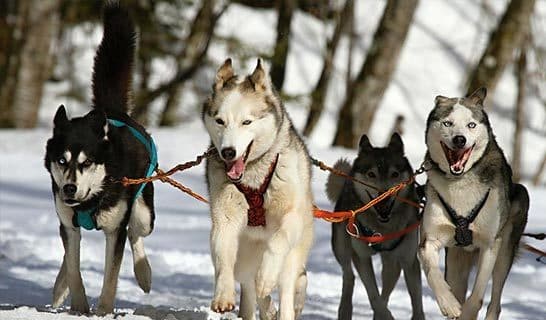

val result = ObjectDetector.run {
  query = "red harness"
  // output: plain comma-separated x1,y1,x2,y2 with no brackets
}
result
234,154,279,227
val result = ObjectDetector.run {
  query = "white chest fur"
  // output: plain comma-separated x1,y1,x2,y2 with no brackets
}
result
425,171,503,246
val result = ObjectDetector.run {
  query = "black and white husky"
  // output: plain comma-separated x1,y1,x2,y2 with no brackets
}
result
44,3,155,315
419,88,529,320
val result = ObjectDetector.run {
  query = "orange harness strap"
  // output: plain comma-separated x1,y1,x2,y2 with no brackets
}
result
346,221,421,244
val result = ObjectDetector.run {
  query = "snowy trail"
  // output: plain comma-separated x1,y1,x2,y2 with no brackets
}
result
1,129,545,319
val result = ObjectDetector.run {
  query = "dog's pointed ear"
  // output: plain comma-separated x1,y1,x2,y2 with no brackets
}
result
53,105,69,130
214,58,234,91
249,58,271,92
388,132,404,153
434,95,450,106
466,87,487,107
87,109,108,138
359,134,372,152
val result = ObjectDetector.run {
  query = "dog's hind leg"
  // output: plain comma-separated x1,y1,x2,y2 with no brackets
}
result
445,247,474,304
239,282,257,320
96,227,127,316
353,252,393,320
257,294,277,320
486,184,529,320
52,257,69,308
402,256,425,320
128,194,154,293
332,222,355,320
379,253,401,305
459,238,501,320
293,271,307,319
60,225,89,314
53,225,69,308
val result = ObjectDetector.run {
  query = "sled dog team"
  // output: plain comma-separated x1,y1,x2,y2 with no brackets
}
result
44,3,529,320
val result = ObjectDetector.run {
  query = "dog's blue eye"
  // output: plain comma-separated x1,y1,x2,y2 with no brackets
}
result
58,158,67,165
242,120,252,125
467,122,476,129
442,121,453,127
215,118,225,125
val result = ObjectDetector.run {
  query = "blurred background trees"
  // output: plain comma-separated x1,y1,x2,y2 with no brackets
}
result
0,0,544,182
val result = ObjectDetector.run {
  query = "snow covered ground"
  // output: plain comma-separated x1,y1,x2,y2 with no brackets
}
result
1,0,546,319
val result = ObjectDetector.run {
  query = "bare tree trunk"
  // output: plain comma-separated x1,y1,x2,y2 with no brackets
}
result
390,114,405,137
345,0,355,98
270,0,295,91
333,0,419,148
159,0,216,126
533,154,546,186
12,0,60,128
512,38,527,183
0,1,29,128
133,0,223,125
302,0,353,137
466,0,535,101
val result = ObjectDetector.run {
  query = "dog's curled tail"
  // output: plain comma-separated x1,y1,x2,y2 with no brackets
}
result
325,158,352,203
92,1,136,115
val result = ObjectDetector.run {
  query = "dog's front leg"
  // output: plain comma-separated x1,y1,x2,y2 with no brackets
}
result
460,238,501,320
419,237,461,318
210,220,240,313
96,227,127,316
61,225,89,314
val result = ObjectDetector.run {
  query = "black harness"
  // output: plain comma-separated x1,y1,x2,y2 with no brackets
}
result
435,188,490,247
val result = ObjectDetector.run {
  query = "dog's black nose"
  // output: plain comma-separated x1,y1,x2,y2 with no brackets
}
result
452,135,466,149
221,147,236,161
63,184,77,197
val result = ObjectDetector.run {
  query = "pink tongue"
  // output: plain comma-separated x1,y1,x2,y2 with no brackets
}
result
226,158,245,180
451,149,470,172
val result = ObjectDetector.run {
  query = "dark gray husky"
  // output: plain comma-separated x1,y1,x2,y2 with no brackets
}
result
44,3,155,315
326,133,424,320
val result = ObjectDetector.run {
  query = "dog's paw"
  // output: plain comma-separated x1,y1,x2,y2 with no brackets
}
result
69,299,89,315
96,301,115,317
437,293,462,319
134,258,152,293
211,289,236,313
373,308,394,320
256,268,279,298
459,299,481,320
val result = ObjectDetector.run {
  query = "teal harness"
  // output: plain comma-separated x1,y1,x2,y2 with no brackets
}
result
74,119,158,230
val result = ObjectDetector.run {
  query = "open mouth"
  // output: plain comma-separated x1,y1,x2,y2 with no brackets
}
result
366,191,395,223
441,142,474,176
64,199,80,207
224,141,253,183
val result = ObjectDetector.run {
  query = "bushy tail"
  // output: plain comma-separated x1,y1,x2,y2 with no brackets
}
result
325,158,352,203
92,1,136,115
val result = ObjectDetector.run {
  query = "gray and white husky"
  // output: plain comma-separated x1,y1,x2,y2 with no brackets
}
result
44,3,154,315
202,59,314,320
326,133,424,320
419,88,529,320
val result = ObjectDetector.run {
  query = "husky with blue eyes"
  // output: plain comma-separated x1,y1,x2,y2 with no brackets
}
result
44,3,155,315
419,88,529,320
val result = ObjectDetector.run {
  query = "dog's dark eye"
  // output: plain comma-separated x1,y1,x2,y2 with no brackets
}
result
367,171,376,178
58,158,67,165
467,122,476,129
442,121,453,127
242,120,252,125
391,171,399,178
82,159,93,167
215,118,225,125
